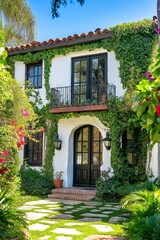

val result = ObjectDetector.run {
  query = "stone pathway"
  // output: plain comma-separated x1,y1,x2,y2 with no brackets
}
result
20,198,128,239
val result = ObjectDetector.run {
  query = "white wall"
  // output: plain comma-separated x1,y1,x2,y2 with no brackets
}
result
14,61,47,106
50,48,124,97
54,115,111,187
148,144,160,179
14,48,124,107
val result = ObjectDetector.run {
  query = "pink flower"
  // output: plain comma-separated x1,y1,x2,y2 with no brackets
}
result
0,158,7,163
21,109,29,117
150,77,156,81
0,167,8,175
156,104,160,117
144,71,152,78
157,28,160,35
138,102,142,106
3,150,8,156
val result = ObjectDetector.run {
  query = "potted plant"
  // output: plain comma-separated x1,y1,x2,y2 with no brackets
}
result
54,171,63,188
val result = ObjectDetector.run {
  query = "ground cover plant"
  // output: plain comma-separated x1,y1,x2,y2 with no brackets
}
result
20,199,129,240
121,187,160,240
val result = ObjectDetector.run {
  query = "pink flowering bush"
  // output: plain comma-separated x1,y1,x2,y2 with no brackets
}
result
0,33,38,189
132,48,160,147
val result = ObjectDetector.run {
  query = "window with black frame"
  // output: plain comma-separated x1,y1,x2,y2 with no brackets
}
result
26,62,42,88
71,54,107,106
24,132,43,166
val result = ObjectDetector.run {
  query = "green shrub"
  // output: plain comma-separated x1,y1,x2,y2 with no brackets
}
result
154,177,160,187
121,189,160,240
19,165,54,196
0,187,28,240
95,169,125,201
119,180,158,196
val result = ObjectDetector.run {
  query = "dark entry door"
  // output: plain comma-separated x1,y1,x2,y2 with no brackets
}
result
73,125,102,186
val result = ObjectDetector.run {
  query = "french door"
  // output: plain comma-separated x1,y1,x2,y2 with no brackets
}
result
71,54,107,105
73,125,102,186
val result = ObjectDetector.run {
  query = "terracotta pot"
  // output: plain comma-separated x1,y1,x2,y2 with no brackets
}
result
54,179,63,188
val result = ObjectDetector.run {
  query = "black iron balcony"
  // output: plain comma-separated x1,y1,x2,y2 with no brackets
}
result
50,83,116,112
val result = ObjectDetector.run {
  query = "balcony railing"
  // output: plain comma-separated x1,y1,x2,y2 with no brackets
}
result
51,83,116,109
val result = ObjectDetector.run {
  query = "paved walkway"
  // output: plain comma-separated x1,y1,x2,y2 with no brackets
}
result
19,199,127,240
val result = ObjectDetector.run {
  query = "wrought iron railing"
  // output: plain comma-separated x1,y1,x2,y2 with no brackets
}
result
51,83,116,108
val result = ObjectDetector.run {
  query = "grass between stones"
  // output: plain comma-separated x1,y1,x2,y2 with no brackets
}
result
21,200,129,240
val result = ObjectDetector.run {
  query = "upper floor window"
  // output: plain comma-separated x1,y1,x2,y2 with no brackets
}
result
24,132,43,167
26,62,42,88
71,54,107,105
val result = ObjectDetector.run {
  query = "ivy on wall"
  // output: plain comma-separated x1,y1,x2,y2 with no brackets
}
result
8,19,157,182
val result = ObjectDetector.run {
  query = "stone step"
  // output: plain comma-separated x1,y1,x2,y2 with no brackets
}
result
51,187,96,196
48,193,95,201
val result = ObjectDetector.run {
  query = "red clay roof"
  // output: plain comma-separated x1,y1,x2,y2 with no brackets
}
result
6,28,113,55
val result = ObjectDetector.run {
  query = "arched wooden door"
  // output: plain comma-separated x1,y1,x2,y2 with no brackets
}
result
73,125,102,186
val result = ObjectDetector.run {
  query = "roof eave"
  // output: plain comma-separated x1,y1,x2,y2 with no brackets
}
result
8,32,113,56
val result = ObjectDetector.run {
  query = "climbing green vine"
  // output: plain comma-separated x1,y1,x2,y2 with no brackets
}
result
8,18,157,182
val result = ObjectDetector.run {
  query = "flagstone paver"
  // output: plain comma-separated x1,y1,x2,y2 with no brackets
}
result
84,235,125,240
51,228,82,235
25,212,48,220
84,201,101,206
91,225,114,233
40,220,58,224
102,211,113,214
39,235,52,240
28,223,49,231
51,213,73,220
62,206,74,209
79,206,95,209
79,217,102,222
99,207,114,210
90,209,101,213
109,216,128,223
56,236,73,240
35,209,54,213
19,205,41,210
81,213,109,218
48,207,61,211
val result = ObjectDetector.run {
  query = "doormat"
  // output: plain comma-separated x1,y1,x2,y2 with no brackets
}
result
82,188,95,190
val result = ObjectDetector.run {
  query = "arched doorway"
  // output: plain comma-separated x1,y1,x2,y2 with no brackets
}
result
73,125,102,186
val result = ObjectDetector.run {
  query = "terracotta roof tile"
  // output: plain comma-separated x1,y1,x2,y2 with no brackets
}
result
6,27,112,55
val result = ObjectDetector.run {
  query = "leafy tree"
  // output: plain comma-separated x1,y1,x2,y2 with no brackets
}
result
132,0,160,147
51,0,85,18
0,0,35,46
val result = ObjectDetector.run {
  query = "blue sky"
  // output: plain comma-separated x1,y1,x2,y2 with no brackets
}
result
28,0,157,42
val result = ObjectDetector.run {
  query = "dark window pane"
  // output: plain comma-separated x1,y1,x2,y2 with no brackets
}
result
74,61,80,72
93,127,100,141
74,72,80,83
83,127,88,141
76,153,82,164
93,142,99,152
83,153,88,164
26,62,42,89
93,153,100,165
24,132,43,166
82,142,88,152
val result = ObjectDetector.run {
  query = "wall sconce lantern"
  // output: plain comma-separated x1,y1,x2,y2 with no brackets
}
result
102,131,111,150
53,133,62,150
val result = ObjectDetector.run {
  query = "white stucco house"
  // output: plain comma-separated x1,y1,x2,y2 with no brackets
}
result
6,24,160,187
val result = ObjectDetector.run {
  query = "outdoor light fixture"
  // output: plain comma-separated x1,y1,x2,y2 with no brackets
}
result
102,131,111,150
53,133,62,150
